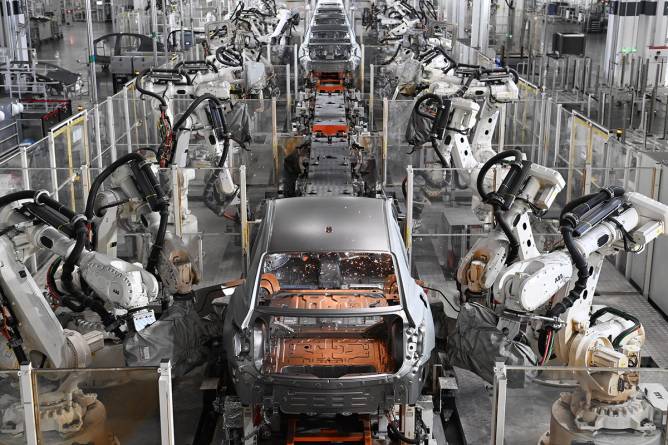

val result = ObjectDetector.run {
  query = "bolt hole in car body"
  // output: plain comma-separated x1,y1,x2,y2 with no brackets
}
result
223,196,435,415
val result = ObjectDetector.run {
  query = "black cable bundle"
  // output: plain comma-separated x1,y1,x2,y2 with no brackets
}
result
546,186,625,318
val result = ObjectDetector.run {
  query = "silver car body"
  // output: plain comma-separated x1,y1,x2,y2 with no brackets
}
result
223,196,435,415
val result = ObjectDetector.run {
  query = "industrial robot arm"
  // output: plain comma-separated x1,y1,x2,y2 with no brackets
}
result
88,152,200,297
407,64,519,218
457,150,565,302
0,190,162,370
493,188,668,417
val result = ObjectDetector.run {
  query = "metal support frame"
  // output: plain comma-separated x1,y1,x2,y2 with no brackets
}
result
94,104,103,169
498,103,506,152
106,98,117,162
271,98,279,187
286,64,292,123
18,363,37,445
293,43,299,97
537,93,547,165
81,164,90,204
240,165,249,273
47,132,59,200
406,165,413,267
158,360,174,445
490,361,507,445
84,0,98,104
123,86,133,153
360,44,365,94
369,63,375,131
19,146,30,190
553,103,562,167
150,0,159,66
382,98,389,185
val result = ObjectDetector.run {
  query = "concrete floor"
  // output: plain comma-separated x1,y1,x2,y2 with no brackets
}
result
35,21,116,105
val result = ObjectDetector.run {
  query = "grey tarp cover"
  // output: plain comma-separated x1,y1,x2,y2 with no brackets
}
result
124,300,222,377
446,302,536,387
227,102,252,146
404,105,434,147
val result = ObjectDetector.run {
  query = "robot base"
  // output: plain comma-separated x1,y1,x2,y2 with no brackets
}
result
0,401,117,445
539,397,663,445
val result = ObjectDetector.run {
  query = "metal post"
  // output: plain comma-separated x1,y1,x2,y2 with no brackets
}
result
18,363,37,445
141,98,151,146
178,0,185,51
81,164,91,205
286,64,291,122
48,132,59,199
382,98,389,185
83,0,98,103
566,115,576,202
150,0,159,66
171,165,182,237
94,104,103,169
293,43,299,97
19,146,30,190
553,104,562,167
158,360,174,445
490,361,507,445
1,0,10,61
123,86,132,153
240,165,249,272
584,123,593,195
498,103,506,152
406,165,413,268
106,98,117,162
360,44,365,94
271,98,278,187
369,64,375,131
540,2,549,87
537,92,546,164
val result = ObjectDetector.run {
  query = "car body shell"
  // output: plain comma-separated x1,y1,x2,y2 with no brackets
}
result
223,196,435,415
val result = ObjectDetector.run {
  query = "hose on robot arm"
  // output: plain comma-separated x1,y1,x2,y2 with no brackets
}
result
0,190,124,337
136,68,168,108
475,149,525,265
84,152,170,277
412,93,450,169
546,185,625,319
169,93,231,167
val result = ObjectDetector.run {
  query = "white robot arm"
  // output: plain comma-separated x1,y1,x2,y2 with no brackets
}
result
457,150,565,301
488,189,668,441
408,65,519,218
0,190,164,369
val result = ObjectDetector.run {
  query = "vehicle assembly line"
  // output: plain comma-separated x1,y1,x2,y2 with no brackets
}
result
1,0,668,444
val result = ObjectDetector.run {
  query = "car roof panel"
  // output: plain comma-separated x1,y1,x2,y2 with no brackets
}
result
267,197,390,253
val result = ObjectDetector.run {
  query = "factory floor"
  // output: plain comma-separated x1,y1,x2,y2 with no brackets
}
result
12,18,668,445
34,21,115,107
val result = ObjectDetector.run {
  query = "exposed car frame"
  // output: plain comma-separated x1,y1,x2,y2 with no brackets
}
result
223,196,435,415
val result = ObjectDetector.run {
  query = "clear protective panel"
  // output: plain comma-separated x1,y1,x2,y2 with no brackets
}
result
408,166,564,275
0,370,26,445
25,139,54,193
110,166,245,286
112,93,130,155
32,367,162,444
499,366,668,445
385,99,417,188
